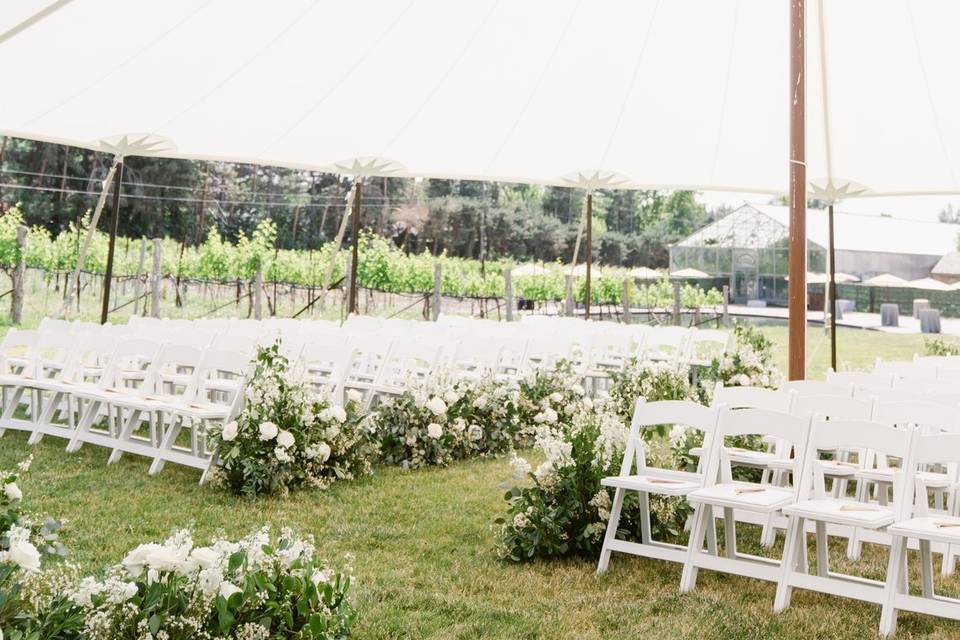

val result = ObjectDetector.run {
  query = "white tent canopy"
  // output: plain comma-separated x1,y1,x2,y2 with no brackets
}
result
2,0,960,195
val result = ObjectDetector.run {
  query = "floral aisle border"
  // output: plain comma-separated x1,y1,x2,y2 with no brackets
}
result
0,456,357,639
496,323,781,562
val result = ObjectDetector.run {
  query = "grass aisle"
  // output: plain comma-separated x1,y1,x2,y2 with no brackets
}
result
5,431,960,639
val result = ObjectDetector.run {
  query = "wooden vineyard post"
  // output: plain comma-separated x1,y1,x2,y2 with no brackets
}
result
150,238,161,318
11,226,26,325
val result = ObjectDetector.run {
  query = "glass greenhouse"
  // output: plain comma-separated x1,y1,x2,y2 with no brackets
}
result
669,205,826,304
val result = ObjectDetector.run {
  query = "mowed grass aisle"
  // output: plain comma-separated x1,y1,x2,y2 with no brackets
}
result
5,429,960,639
2,324,958,638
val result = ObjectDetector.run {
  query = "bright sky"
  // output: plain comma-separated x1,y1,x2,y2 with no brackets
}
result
697,192,960,222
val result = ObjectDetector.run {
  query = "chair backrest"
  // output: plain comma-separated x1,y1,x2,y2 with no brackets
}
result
0,329,40,374
789,394,873,420
712,384,793,412
800,417,915,504
826,370,892,389
873,399,960,433
686,329,731,365
298,343,356,401
894,376,957,395
780,379,852,398
873,359,930,378
704,407,812,485
621,398,720,476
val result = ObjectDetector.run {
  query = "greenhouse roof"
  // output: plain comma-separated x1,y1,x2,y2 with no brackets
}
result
677,204,960,257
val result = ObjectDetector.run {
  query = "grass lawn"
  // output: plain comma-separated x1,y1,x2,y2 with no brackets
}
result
3,322,960,638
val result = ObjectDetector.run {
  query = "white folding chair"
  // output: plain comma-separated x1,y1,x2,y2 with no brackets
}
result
773,417,916,613
597,399,720,572
297,343,356,405
880,431,960,636
162,349,251,481
680,406,813,591
685,328,732,368
846,400,960,565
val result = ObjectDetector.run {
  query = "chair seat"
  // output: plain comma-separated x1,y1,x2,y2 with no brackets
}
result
782,499,896,528
854,466,947,488
816,459,859,477
689,445,783,469
687,482,795,513
853,467,904,484
176,400,230,419
601,469,701,497
888,516,960,545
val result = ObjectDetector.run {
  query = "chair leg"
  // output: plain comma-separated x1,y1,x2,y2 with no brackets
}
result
846,478,867,561
638,490,652,544
879,536,908,637
723,506,737,559
679,505,709,593
705,507,718,556
919,539,934,599
597,487,626,575
774,516,803,613
815,520,829,578
108,408,143,465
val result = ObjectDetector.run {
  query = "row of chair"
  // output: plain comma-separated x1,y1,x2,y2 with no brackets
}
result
0,315,733,481
599,380,960,635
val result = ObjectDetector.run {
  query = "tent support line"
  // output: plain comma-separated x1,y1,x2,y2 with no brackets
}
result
787,0,807,380
58,156,121,319
0,0,75,46
100,160,123,324
316,182,355,312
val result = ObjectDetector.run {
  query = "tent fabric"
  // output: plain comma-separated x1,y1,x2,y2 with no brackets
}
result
2,0,960,195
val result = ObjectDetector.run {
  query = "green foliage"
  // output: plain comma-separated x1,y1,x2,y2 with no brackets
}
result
924,336,960,356
210,341,377,497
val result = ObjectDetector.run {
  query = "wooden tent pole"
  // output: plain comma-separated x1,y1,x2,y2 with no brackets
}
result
788,0,807,380
828,202,837,371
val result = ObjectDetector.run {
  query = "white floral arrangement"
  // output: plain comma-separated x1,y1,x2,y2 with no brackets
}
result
371,370,526,469
701,322,781,402
515,360,589,442
497,395,698,562
210,341,378,497
607,358,694,428
70,528,356,640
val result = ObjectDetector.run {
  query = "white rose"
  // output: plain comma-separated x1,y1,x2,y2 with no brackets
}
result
4,483,22,502
443,390,460,404
144,547,188,574
544,408,558,424
219,580,242,600
8,541,40,572
122,543,165,577
221,421,238,442
427,423,444,439
275,447,292,463
467,424,483,441
189,547,220,570
736,374,751,387
276,430,295,449
329,405,347,423
570,384,585,396
258,421,279,441
316,442,331,463
425,397,447,416
549,392,563,403
347,389,363,404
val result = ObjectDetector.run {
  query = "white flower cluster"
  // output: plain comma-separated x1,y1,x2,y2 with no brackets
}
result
0,524,41,572
71,527,352,639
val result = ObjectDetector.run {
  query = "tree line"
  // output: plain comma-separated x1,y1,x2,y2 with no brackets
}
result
0,136,720,268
